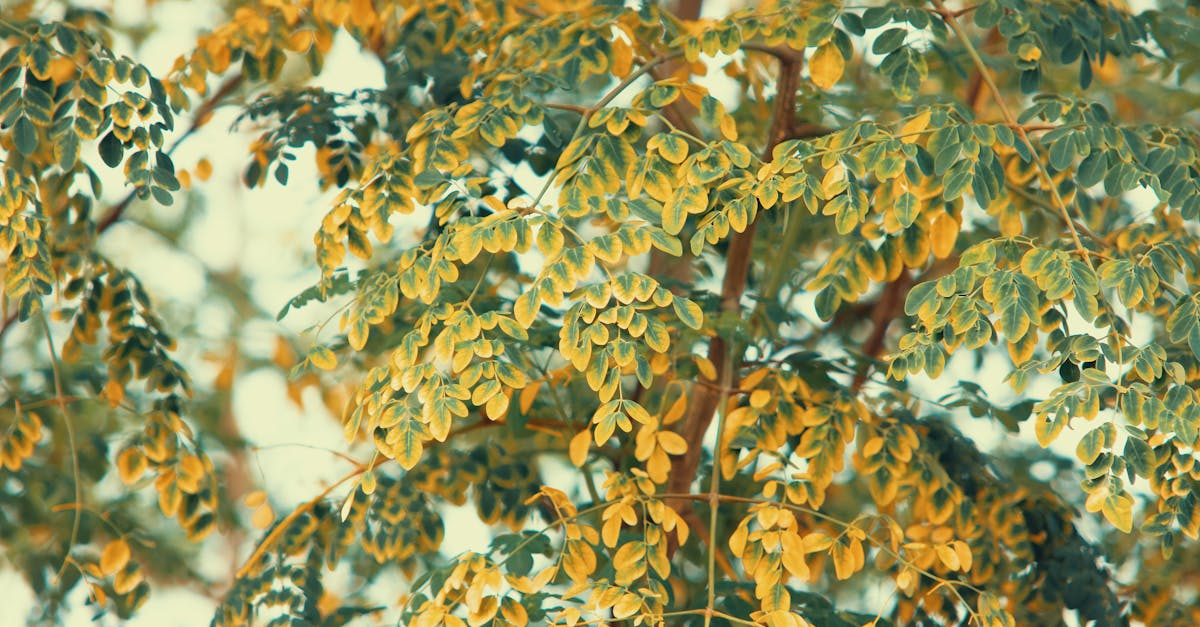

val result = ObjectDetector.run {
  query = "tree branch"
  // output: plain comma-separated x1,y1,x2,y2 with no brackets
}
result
665,50,806,540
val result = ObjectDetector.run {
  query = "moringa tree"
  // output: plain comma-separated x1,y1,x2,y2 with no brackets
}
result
2,0,1200,625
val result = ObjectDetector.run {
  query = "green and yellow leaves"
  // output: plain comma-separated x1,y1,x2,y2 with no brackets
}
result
1085,478,1135,533
375,403,428,470
0,406,42,472
809,43,844,90
981,270,1041,342
662,185,707,236
1167,295,1200,360
1020,248,1100,317
1098,257,1160,311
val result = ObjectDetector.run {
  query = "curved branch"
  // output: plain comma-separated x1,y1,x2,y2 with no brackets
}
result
665,49,808,542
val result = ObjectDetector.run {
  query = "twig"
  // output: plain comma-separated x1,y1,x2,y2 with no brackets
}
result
666,47,806,539
43,313,81,584
703,340,735,626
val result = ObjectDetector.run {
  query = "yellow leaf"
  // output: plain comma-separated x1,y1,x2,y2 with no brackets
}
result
102,379,125,408
177,455,205,493
100,539,131,576
243,489,267,508
309,346,337,370
113,563,143,595
514,287,540,329
252,504,275,529
485,392,510,420
89,583,107,606
809,43,844,90
663,392,688,425
936,543,961,570
899,110,932,142
612,592,641,619
114,448,146,485
519,379,542,413
953,540,973,572
802,532,833,553
1101,492,1133,533
830,539,863,579
728,521,749,557
929,212,959,259
195,158,213,181
612,542,645,575
780,532,809,579
657,431,687,455
611,37,633,78
694,356,717,381
720,113,738,141
569,429,591,466
749,389,771,408
500,597,529,626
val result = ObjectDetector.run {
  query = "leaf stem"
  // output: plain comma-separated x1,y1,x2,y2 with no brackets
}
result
43,313,81,585
704,339,736,626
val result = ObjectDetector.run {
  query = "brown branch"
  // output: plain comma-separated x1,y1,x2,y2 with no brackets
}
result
964,28,1003,114
849,257,958,393
850,272,914,392
664,51,805,545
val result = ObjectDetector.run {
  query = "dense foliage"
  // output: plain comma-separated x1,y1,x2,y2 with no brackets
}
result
3,0,1200,625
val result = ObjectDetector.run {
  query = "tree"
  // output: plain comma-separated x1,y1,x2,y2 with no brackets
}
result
3,0,1200,624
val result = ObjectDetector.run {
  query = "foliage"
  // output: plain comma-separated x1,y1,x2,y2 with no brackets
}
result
3,0,1200,625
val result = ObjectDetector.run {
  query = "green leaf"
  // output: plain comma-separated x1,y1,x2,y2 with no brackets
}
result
1123,434,1154,479
99,131,124,168
672,297,703,330
12,116,37,155
1076,426,1105,464
1076,151,1108,187
662,185,705,235
873,28,907,55
894,191,919,228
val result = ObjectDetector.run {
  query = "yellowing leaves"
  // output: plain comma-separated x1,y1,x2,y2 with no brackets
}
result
569,429,591,467
250,501,275,530
635,418,689,483
100,538,131,576
830,535,865,580
1086,484,1135,533
809,43,845,90
899,110,932,142
308,346,337,370
929,211,960,259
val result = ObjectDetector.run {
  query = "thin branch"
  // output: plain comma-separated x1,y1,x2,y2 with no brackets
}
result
235,456,380,579
704,340,735,626
43,313,81,584
933,0,1091,266
666,50,806,534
